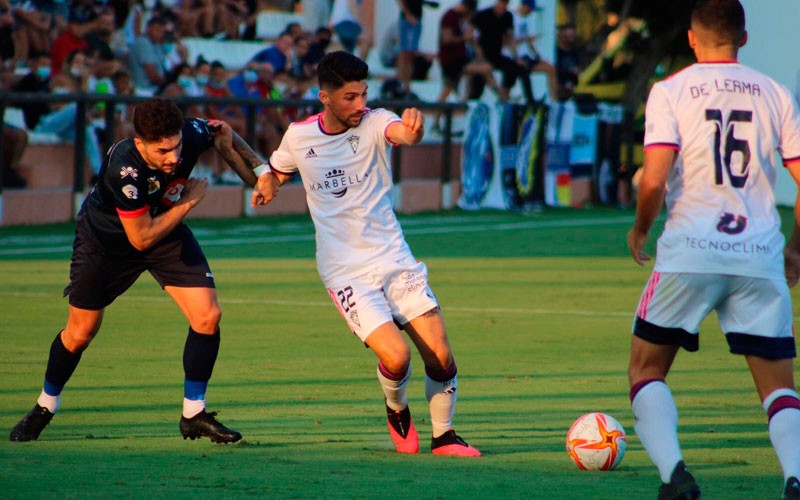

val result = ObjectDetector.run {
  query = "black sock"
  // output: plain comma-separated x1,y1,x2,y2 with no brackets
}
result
43,331,83,396
183,327,220,384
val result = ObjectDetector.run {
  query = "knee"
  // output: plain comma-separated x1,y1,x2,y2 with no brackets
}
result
192,306,222,334
61,326,99,352
381,344,412,375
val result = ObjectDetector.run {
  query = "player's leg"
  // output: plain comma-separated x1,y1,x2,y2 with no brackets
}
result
364,321,419,454
723,276,800,497
328,275,420,454
630,272,714,499
9,306,105,442
402,310,477,457
150,225,240,443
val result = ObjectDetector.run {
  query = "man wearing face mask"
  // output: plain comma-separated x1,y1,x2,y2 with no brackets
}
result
128,16,169,91
11,51,52,130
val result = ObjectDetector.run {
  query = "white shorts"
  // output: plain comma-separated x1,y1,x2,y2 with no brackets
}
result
634,271,795,358
326,256,439,342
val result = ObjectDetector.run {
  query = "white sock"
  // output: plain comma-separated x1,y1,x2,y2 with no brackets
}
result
425,374,457,438
376,363,410,412
632,380,683,483
183,398,205,419
37,390,61,413
763,389,800,481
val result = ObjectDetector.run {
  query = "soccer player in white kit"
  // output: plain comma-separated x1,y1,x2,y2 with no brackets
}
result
626,1,800,499
251,51,481,457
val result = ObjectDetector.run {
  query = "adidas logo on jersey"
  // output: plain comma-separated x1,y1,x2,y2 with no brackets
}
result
305,148,318,159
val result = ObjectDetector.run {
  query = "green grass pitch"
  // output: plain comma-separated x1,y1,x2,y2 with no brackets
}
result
0,207,797,499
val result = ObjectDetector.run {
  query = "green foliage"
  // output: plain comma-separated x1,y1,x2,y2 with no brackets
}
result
0,209,796,498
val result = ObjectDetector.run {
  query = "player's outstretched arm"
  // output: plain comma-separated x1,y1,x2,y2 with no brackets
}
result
387,108,425,146
121,178,209,251
208,120,260,187
627,147,675,266
784,161,800,287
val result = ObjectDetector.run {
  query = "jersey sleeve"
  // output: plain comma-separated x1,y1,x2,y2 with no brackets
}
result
107,152,149,218
268,128,298,175
370,108,402,146
779,87,800,166
643,82,680,152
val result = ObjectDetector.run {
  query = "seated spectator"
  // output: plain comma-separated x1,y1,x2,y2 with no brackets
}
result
250,32,293,76
555,23,581,100
228,62,286,158
84,8,116,63
9,0,54,65
162,19,189,72
110,69,135,142
436,0,506,126
1,123,28,188
0,1,15,69
194,56,210,89
303,26,331,71
51,7,95,75
33,50,103,175
11,51,52,130
204,60,245,135
511,0,558,100
156,62,205,118
128,16,168,92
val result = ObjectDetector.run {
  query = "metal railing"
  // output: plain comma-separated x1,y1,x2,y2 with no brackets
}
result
0,92,467,198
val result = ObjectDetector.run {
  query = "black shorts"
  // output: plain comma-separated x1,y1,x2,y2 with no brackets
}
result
64,220,215,310
442,57,469,87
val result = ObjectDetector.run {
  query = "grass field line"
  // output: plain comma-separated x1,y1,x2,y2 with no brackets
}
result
0,290,632,317
0,215,634,256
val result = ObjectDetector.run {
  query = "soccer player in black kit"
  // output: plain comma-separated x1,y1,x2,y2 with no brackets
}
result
9,98,279,443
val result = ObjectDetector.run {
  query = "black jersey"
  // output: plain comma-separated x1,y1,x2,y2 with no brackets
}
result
80,117,214,253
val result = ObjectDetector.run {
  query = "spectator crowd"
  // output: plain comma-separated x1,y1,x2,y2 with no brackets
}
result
2,0,597,190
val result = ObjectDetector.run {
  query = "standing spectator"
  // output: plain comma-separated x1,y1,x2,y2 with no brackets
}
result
395,0,423,95
128,16,168,92
627,1,800,498
0,0,15,68
471,0,533,105
331,0,364,54
511,0,558,100
555,23,581,100
436,0,505,124
301,0,330,32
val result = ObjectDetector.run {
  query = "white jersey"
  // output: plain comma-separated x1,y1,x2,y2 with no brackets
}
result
269,108,413,284
644,61,800,279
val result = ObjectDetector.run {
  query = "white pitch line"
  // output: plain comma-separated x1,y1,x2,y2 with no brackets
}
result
0,215,635,256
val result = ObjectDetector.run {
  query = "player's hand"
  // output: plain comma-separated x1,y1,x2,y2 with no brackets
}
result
401,107,424,139
208,119,233,150
784,246,800,287
180,178,208,208
251,172,279,207
627,228,651,266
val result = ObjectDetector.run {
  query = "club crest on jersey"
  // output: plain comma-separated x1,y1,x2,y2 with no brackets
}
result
121,184,138,199
147,176,161,194
119,166,138,179
347,135,360,154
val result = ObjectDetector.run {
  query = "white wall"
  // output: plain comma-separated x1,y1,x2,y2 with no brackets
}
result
739,0,800,205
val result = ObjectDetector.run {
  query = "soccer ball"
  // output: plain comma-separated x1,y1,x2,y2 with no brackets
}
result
566,412,627,471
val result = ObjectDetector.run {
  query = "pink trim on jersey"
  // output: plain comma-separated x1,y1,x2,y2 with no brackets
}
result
266,158,293,176
384,119,403,146
637,271,661,320
698,59,739,64
296,113,321,126
644,143,680,152
117,205,149,219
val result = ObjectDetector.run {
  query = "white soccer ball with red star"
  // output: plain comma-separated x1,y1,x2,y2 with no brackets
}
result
566,412,627,471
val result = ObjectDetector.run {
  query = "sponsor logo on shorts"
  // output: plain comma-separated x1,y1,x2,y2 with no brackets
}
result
206,272,214,278
404,271,428,292
121,184,138,199
349,309,361,328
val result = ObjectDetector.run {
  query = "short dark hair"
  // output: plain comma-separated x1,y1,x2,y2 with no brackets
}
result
462,0,478,11
133,98,184,142
317,51,369,91
691,0,745,45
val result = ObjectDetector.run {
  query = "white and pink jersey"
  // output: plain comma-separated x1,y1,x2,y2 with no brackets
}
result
644,61,800,279
269,108,413,284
